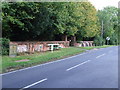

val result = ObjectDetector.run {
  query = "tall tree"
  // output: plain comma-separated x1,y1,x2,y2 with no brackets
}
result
97,6,118,45
2,2,100,42
76,2,100,41
2,2,39,40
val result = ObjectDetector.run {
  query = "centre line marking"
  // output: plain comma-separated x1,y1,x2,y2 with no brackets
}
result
66,60,91,71
96,53,105,59
20,78,47,90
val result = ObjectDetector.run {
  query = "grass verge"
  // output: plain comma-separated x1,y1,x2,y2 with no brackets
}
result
79,45,114,50
2,47,85,73
1,45,114,73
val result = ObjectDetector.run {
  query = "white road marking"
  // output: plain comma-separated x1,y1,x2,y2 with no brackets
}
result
96,54,105,59
66,60,91,71
1,52,86,76
20,78,47,90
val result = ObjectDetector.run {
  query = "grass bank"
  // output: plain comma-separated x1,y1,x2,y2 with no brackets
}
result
2,47,85,73
79,45,114,50
1,45,113,73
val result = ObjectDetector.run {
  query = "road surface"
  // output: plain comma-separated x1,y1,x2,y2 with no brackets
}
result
2,46,118,89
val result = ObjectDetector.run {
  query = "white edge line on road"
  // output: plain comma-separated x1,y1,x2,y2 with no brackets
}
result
20,78,47,90
66,60,91,71
96,53,105,59
1,52,86,76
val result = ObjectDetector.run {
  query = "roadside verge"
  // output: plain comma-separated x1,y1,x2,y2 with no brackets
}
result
1,45,113,73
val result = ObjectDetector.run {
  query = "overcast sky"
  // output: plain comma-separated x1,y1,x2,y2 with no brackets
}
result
89,0,119,10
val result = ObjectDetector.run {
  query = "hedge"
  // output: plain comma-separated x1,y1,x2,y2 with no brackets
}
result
0,38,10,55
93,35,105,46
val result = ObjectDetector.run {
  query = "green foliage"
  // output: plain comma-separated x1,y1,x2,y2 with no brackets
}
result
93,35,105,46
76,2,100,40
109,34,118,45
2,2,39,40
97,6,118,45
81,2,100,37
0,38,10,55
2,2,100,41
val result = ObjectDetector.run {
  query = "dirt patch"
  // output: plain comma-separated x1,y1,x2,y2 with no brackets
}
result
15,59,30,62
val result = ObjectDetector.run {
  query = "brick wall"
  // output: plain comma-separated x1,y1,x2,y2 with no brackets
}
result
74,41,94,47
9,41,70,55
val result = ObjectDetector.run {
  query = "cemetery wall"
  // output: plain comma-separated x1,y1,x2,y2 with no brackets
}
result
9,41,70,56
74,41,94,47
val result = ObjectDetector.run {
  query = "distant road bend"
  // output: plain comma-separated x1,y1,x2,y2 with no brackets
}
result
2,46,118,88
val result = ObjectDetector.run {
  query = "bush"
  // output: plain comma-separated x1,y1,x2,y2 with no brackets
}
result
94,35,104,46
0,38,10,55
109,34,118,45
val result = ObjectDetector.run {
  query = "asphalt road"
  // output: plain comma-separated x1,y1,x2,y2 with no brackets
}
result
2,46,118,88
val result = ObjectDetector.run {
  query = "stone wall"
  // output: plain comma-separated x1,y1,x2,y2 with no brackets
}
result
74,41,94,47
9,41,70,56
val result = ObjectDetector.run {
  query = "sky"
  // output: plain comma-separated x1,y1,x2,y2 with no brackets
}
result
89,0,119,10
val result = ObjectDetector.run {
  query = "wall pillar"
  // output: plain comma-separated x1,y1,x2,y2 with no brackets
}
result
62,35,67,41
70,36,76,46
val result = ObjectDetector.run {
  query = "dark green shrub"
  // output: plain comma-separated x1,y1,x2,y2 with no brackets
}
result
0,38,10,55
109,34,118,45
94,35,104,46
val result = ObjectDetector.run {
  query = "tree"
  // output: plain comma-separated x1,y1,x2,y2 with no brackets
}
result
51,2,80,41
51,2,99,41
97,6,118,45
2,2,39,40
76,2,100,41
2,2,100,42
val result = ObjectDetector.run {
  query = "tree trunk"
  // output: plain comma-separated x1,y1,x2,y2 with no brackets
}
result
70,36,76,46
62,35,67,41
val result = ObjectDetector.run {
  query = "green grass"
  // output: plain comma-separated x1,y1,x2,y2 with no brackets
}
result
80,45,114,50
2,47,85,73
1,45,114,73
